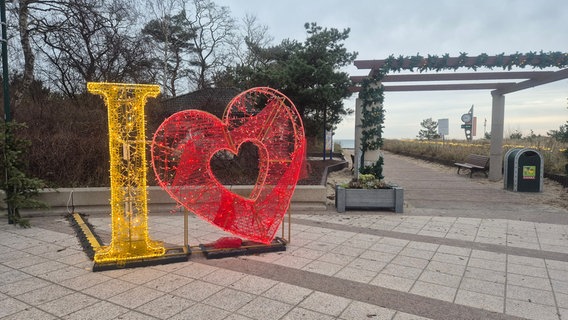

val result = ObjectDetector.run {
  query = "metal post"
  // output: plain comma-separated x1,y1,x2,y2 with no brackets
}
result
287,209,291,243
0,0,9,122
281,213,284,239
184,208,188,252
489,92,505,181
322,105,327,160
1,0,13,224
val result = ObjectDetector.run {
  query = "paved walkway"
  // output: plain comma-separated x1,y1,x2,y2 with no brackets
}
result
1,152,567,319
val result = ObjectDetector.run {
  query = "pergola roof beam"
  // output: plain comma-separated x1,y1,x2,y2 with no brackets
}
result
492,68,568,95
349,83,517,93
350,71,554,84
383,83,516,92
354,55,536,70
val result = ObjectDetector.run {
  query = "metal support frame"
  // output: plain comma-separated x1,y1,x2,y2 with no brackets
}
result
281,209,292,244
184,208,189,252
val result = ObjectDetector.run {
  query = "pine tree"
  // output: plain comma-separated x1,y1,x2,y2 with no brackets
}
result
417,118,440,140
1,122,46,227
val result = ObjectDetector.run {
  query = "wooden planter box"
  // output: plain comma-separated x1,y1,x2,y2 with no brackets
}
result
335,185,403,213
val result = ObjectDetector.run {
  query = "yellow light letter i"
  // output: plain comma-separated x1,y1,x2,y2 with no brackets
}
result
88,83,171,269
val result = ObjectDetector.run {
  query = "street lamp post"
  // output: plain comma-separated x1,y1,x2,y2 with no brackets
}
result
1,0,13,224
1,0,9,122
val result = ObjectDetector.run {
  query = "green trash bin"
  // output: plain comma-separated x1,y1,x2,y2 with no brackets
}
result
504,148,543,192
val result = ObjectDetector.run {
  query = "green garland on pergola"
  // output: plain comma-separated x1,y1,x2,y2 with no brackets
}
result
358,51,568,177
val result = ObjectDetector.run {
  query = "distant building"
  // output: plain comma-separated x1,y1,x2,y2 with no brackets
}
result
160,87,241,118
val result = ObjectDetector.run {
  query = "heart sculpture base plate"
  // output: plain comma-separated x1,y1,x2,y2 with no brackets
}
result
198,237,287,260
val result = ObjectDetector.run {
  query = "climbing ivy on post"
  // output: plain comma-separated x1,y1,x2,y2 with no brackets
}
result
358,71,385,179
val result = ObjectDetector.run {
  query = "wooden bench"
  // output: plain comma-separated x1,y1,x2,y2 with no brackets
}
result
454,154,490,178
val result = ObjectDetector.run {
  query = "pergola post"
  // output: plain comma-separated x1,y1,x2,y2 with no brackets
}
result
489,92,505,181
354,98,362,178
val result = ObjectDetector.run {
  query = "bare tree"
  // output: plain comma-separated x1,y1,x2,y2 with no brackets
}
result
142,10,194,97
212,14,275,88
143,0,186,96
32,0,152,97
229,14,273,68
8,0,62,105
9,0,239,97
15,0,35,98
182,0,235,90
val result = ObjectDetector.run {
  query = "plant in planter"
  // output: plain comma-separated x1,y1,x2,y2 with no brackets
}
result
335,173,403,213
344,173,388,189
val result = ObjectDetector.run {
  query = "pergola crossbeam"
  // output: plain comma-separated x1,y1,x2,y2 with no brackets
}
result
385,83,516,91
492,68,568,95
351,83,517,92
354,55,546,70
350,71,554,84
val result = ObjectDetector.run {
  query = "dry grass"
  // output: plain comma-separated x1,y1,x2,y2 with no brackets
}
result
383,138,568,176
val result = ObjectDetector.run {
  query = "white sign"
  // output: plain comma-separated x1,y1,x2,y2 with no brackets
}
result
438,118,449,136
325,130,333,152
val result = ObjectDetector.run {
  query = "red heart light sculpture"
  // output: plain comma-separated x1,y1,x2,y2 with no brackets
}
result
151,87,306,244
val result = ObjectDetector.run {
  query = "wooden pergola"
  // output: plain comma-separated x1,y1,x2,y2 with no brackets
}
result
351,55,568,181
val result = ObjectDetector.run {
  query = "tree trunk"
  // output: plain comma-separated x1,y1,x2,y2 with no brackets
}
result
16,0,35,103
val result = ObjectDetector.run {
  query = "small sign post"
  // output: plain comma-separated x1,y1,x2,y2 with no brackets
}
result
438,118,449,140
461,105,474,141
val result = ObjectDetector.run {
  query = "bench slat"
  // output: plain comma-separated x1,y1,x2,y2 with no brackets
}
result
454,163,485,169
454,154,489,178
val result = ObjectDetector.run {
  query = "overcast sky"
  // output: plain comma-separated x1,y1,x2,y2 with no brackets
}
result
216,0,568,140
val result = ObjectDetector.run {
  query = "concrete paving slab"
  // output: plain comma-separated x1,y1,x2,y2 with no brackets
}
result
1,151,567,319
